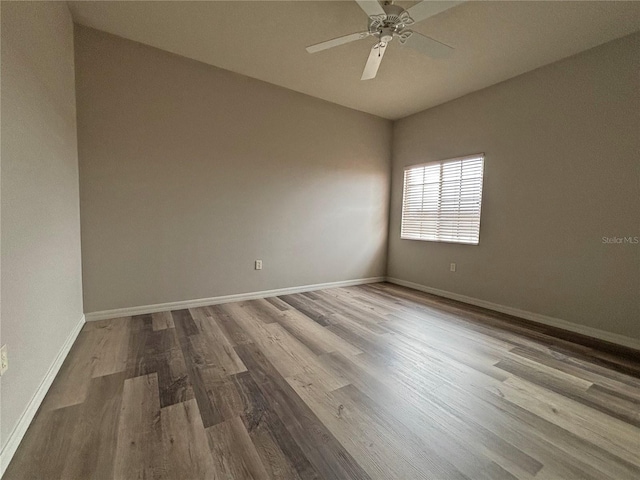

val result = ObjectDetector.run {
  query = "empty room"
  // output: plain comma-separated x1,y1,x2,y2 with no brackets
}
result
1,0,639,478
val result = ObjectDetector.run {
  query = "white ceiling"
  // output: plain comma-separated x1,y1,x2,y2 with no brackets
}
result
68,1,640,119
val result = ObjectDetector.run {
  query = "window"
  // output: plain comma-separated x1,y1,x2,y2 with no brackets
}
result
401,154,484,245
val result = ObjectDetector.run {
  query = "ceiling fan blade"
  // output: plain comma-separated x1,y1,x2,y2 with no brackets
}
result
361,42,387,80
399,31,453,59
306,32,370,53
355,0,386,17
406,1,464,24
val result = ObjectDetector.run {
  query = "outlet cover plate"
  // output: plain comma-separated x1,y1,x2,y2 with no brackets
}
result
0,344,8,375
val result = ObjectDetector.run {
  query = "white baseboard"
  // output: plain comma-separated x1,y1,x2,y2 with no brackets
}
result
0,314,86,477
386,277,640,351
85,277,386,322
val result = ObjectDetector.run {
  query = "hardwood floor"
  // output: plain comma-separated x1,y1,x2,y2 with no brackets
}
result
5,282,640,479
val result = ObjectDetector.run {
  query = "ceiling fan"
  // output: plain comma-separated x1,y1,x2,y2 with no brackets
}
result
306,0,462,80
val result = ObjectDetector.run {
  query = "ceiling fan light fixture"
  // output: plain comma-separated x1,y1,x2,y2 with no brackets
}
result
379,28,394,44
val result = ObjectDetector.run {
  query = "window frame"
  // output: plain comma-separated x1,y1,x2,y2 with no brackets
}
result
400,153,485,245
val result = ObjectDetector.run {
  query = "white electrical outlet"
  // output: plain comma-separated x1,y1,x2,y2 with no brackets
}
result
450,263,456,272
0,345,8,375
255,260,263,270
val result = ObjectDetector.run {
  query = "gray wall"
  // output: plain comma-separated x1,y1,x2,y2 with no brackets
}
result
1,2,83,450
74,26,392,314
388,33,640,340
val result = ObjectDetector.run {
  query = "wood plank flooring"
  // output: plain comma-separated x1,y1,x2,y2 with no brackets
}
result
5,282,640,479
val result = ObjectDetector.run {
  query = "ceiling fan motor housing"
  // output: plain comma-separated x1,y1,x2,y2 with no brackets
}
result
368,3,414,42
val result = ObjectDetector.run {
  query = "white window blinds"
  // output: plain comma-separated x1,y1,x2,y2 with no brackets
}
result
401,154,484,245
